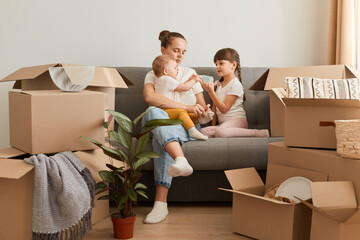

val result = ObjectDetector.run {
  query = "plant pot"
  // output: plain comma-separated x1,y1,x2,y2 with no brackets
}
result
111,213,136,239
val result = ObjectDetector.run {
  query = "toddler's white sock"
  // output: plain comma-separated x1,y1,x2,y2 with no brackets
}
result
144,201,169,224
168,156,193,177
188,127,208,140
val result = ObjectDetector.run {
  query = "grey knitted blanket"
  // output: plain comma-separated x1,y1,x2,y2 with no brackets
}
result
24,151,96,240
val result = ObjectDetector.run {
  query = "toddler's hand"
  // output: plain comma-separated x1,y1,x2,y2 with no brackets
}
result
188,74,202,83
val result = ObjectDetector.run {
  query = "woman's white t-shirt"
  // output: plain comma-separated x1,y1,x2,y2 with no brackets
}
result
144,66,203,105
215,77,246,123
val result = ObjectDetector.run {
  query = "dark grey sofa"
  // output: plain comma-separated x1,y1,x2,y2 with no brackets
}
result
115,67,283,202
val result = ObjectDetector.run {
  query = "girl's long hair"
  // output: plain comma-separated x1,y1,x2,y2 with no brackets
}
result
213,48,245,102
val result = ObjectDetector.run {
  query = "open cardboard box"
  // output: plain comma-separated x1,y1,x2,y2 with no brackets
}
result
271,88,360,149
268,142,360,201
249,64,360,137
299,181,360,240
219,164,328,240
0,147,111,240
9,90,105,154
0,63,134,129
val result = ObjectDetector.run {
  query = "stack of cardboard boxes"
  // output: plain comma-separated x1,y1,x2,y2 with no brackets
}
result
222,65,360,240
0,63,131,240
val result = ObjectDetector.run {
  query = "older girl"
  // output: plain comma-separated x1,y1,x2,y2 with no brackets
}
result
200,48,269,138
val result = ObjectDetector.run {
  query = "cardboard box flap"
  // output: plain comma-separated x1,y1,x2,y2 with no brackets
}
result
283,98,360,108
218,187,293,205
0,159,33,179
90,67,131,88
298,198,345,224
345,65,360,79
310,182,357,209
0,147,26,159
345,208,360,224
0,63,59,82
249,69,269,90
270,88,287,103
249,65,352,91
0,63,133,89
224,167,264,194
323,208,359,223
266,164,328,189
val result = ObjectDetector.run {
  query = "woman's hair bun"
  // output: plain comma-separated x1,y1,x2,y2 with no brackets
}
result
159,30,170,41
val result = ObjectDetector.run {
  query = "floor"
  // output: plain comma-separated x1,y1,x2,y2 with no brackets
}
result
84,203,253,240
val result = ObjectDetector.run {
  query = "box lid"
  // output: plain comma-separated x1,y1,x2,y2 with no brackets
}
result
0,63,133,89
224,167,264,194
249,65,360,90
0,158,33,179
303,181,360,224
0,147,26,159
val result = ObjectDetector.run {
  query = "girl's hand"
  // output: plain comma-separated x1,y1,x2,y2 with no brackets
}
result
201,81,215,94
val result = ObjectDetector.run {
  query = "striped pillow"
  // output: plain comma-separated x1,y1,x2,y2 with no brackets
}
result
285,77,360,99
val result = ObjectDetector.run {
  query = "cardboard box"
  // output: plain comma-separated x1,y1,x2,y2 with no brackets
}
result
271,88,360,149
249,65,360,137
300,181,360,240
220,164,327,240
0,148,111,240
9,90,105,154
268,142,360,200
0,63,133,129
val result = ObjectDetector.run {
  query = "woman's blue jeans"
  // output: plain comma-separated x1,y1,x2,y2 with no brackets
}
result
141,106,192,188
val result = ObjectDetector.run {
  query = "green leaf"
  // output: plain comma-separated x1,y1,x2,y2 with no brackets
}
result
115,173,125,184
144,119,183,128
135,133,149,156
97,195,110,200
133,158,150,170
117,195,127,212
128,189,137,202
100,145,129,163
136,190,148,199
133,108,153,127
134,183,147,190
136,151,160,159
99,170,113,183
117,128,132,149
80,136,103,148
96,182,107,190
107,110,132,132
103,121,108,129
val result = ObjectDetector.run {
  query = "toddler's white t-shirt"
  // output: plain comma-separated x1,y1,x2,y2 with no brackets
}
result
154,75,181,102
144,66,203,105
215,77,246,123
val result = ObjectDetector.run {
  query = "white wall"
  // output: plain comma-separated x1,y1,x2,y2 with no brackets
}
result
0,0,332,148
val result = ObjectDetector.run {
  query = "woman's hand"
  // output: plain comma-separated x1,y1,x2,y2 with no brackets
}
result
185,103,206,117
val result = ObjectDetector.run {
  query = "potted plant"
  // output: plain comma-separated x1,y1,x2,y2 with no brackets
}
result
83,109,181,239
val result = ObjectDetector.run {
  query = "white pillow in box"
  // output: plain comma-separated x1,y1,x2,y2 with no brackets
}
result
285,77,360,99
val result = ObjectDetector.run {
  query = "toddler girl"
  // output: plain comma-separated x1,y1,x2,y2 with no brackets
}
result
152,55,208,140
200,48,269,138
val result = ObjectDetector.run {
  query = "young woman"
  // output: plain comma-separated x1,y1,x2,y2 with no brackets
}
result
200,48,269,138
142,30,208,224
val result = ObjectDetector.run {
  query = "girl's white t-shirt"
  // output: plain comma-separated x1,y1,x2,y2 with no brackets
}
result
144,66,203,105
215,77,246,123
